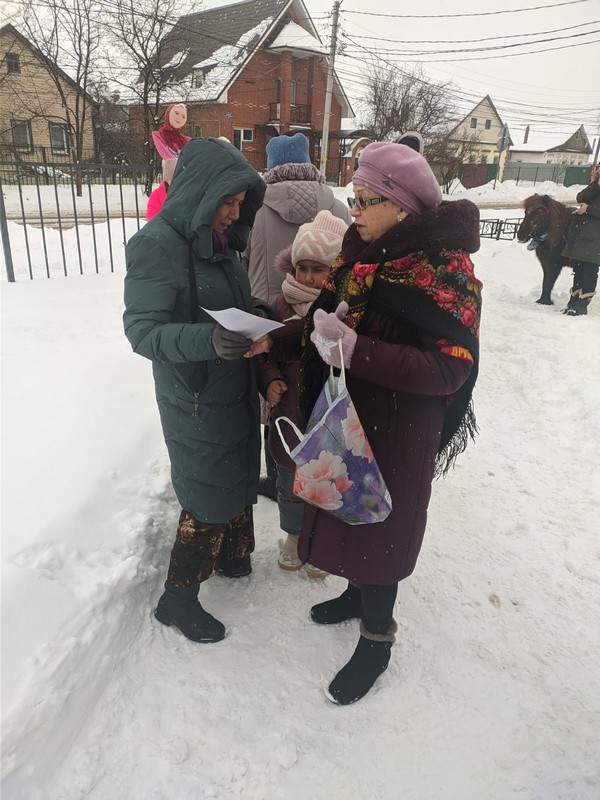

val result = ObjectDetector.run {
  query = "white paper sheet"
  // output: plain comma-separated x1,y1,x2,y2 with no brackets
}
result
200,307,284,340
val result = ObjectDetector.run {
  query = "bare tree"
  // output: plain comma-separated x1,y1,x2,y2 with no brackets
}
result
426,135,482,193
100,0,201,191
360,62,456,143
358,60,484,192
19,0,101,170
89,82,141,166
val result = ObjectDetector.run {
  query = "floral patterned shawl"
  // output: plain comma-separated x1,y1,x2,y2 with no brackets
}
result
300,199,483,475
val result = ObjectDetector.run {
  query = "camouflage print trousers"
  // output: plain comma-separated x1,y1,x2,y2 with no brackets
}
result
167,505,255,587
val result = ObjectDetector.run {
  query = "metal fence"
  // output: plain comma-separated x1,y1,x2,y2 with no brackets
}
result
502,163,590,188
479,218,522,240
1,160,148,281
1,159,529,282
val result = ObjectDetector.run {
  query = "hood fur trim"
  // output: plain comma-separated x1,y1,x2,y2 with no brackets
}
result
274,245,295,276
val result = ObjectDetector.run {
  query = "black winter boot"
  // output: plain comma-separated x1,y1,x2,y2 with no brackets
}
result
257,476,277,501
327,620,398,705
310,583,363,624
154,582,226,643
563,293,588,316
215,556,252,578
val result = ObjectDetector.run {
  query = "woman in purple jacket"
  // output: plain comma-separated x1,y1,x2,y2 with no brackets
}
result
266,142,482,705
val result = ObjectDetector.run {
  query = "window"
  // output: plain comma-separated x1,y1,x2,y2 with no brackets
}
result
233,128,254,150
192,64,216,88
191,68,204,88
485,119,491,130
6,53,20,73
470,117,477,129
290,80,297,105
11,119,32,152
49,122,69,154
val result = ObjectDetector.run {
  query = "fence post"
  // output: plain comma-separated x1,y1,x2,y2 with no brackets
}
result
0,177,16,282
41,147,50,185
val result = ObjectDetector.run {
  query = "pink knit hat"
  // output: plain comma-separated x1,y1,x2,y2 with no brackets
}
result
291,210,348,269
353,142,441,217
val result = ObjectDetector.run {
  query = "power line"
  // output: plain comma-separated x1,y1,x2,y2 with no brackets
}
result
335,10,598,99
394,35,600,62
342,0,593,19
340,27,600,58
343,20,598,46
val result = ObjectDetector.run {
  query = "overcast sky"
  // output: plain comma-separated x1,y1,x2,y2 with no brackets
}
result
1,0,597,153
304,0,599,151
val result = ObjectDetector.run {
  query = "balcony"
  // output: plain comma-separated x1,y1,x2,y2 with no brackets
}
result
268,103,311,125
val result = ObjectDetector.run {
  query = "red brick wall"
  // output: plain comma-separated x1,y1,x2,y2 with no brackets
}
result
129,45,344,175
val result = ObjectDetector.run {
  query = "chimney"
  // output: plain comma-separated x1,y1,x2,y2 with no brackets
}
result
523,125,530,144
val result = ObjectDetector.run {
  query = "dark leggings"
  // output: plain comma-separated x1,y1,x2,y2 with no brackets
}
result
360,583,399,634
569,260,599,301
167,506,254,587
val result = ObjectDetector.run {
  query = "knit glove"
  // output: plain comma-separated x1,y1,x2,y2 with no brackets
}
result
212,324,252,360
311,302,357,369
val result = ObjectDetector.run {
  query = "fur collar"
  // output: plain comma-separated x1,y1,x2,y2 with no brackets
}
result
341,200,480,266
263,163,326,185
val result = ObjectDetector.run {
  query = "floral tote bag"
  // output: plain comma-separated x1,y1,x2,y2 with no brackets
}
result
274,341,392,525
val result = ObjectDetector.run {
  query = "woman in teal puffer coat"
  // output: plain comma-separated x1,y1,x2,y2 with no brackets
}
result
124,138,271,643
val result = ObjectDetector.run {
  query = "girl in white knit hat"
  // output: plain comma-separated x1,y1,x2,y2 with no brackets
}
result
257,210,348,576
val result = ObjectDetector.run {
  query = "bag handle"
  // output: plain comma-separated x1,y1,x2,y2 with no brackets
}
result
273,416,304,456
274,340,346,453
325,338,346,399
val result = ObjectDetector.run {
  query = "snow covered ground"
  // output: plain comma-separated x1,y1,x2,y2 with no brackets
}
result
1,181,599,799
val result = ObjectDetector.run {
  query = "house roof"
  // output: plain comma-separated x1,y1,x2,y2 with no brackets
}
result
267,20,327,55
510,126,592,155
453,94,505,130
449,95,513,146
0,23,98,107
547,125,592,154
151,0,352,115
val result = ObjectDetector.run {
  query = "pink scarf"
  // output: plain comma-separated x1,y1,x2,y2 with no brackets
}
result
281,273,321,318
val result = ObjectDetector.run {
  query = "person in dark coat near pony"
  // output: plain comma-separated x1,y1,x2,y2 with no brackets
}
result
264,142,482,705
562,164,600,316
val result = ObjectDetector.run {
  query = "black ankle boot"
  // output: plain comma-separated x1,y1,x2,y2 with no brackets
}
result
257,476,277,501
154,581,226,643
311,583,363,624
215,555,252,578
327,620,397,705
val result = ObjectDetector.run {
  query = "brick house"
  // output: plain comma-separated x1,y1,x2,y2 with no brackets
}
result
0,24,97,163
128,0,353,180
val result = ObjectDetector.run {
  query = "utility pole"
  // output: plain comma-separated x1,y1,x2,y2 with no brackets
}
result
319,0,341,177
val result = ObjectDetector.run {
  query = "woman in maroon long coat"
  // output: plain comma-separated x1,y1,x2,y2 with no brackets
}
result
269,142,482,705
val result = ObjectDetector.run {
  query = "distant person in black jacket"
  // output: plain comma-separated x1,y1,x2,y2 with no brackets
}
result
562,165,600,316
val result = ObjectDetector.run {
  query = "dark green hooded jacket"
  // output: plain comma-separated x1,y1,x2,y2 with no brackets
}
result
124,138,268,523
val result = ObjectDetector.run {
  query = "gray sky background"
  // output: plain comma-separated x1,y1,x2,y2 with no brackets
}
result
305,0,599,152
1,0,597,153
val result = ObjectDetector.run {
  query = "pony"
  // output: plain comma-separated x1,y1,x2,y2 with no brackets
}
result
517,194,575,304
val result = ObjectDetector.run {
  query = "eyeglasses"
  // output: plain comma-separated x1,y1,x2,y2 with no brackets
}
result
347,195,387,210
